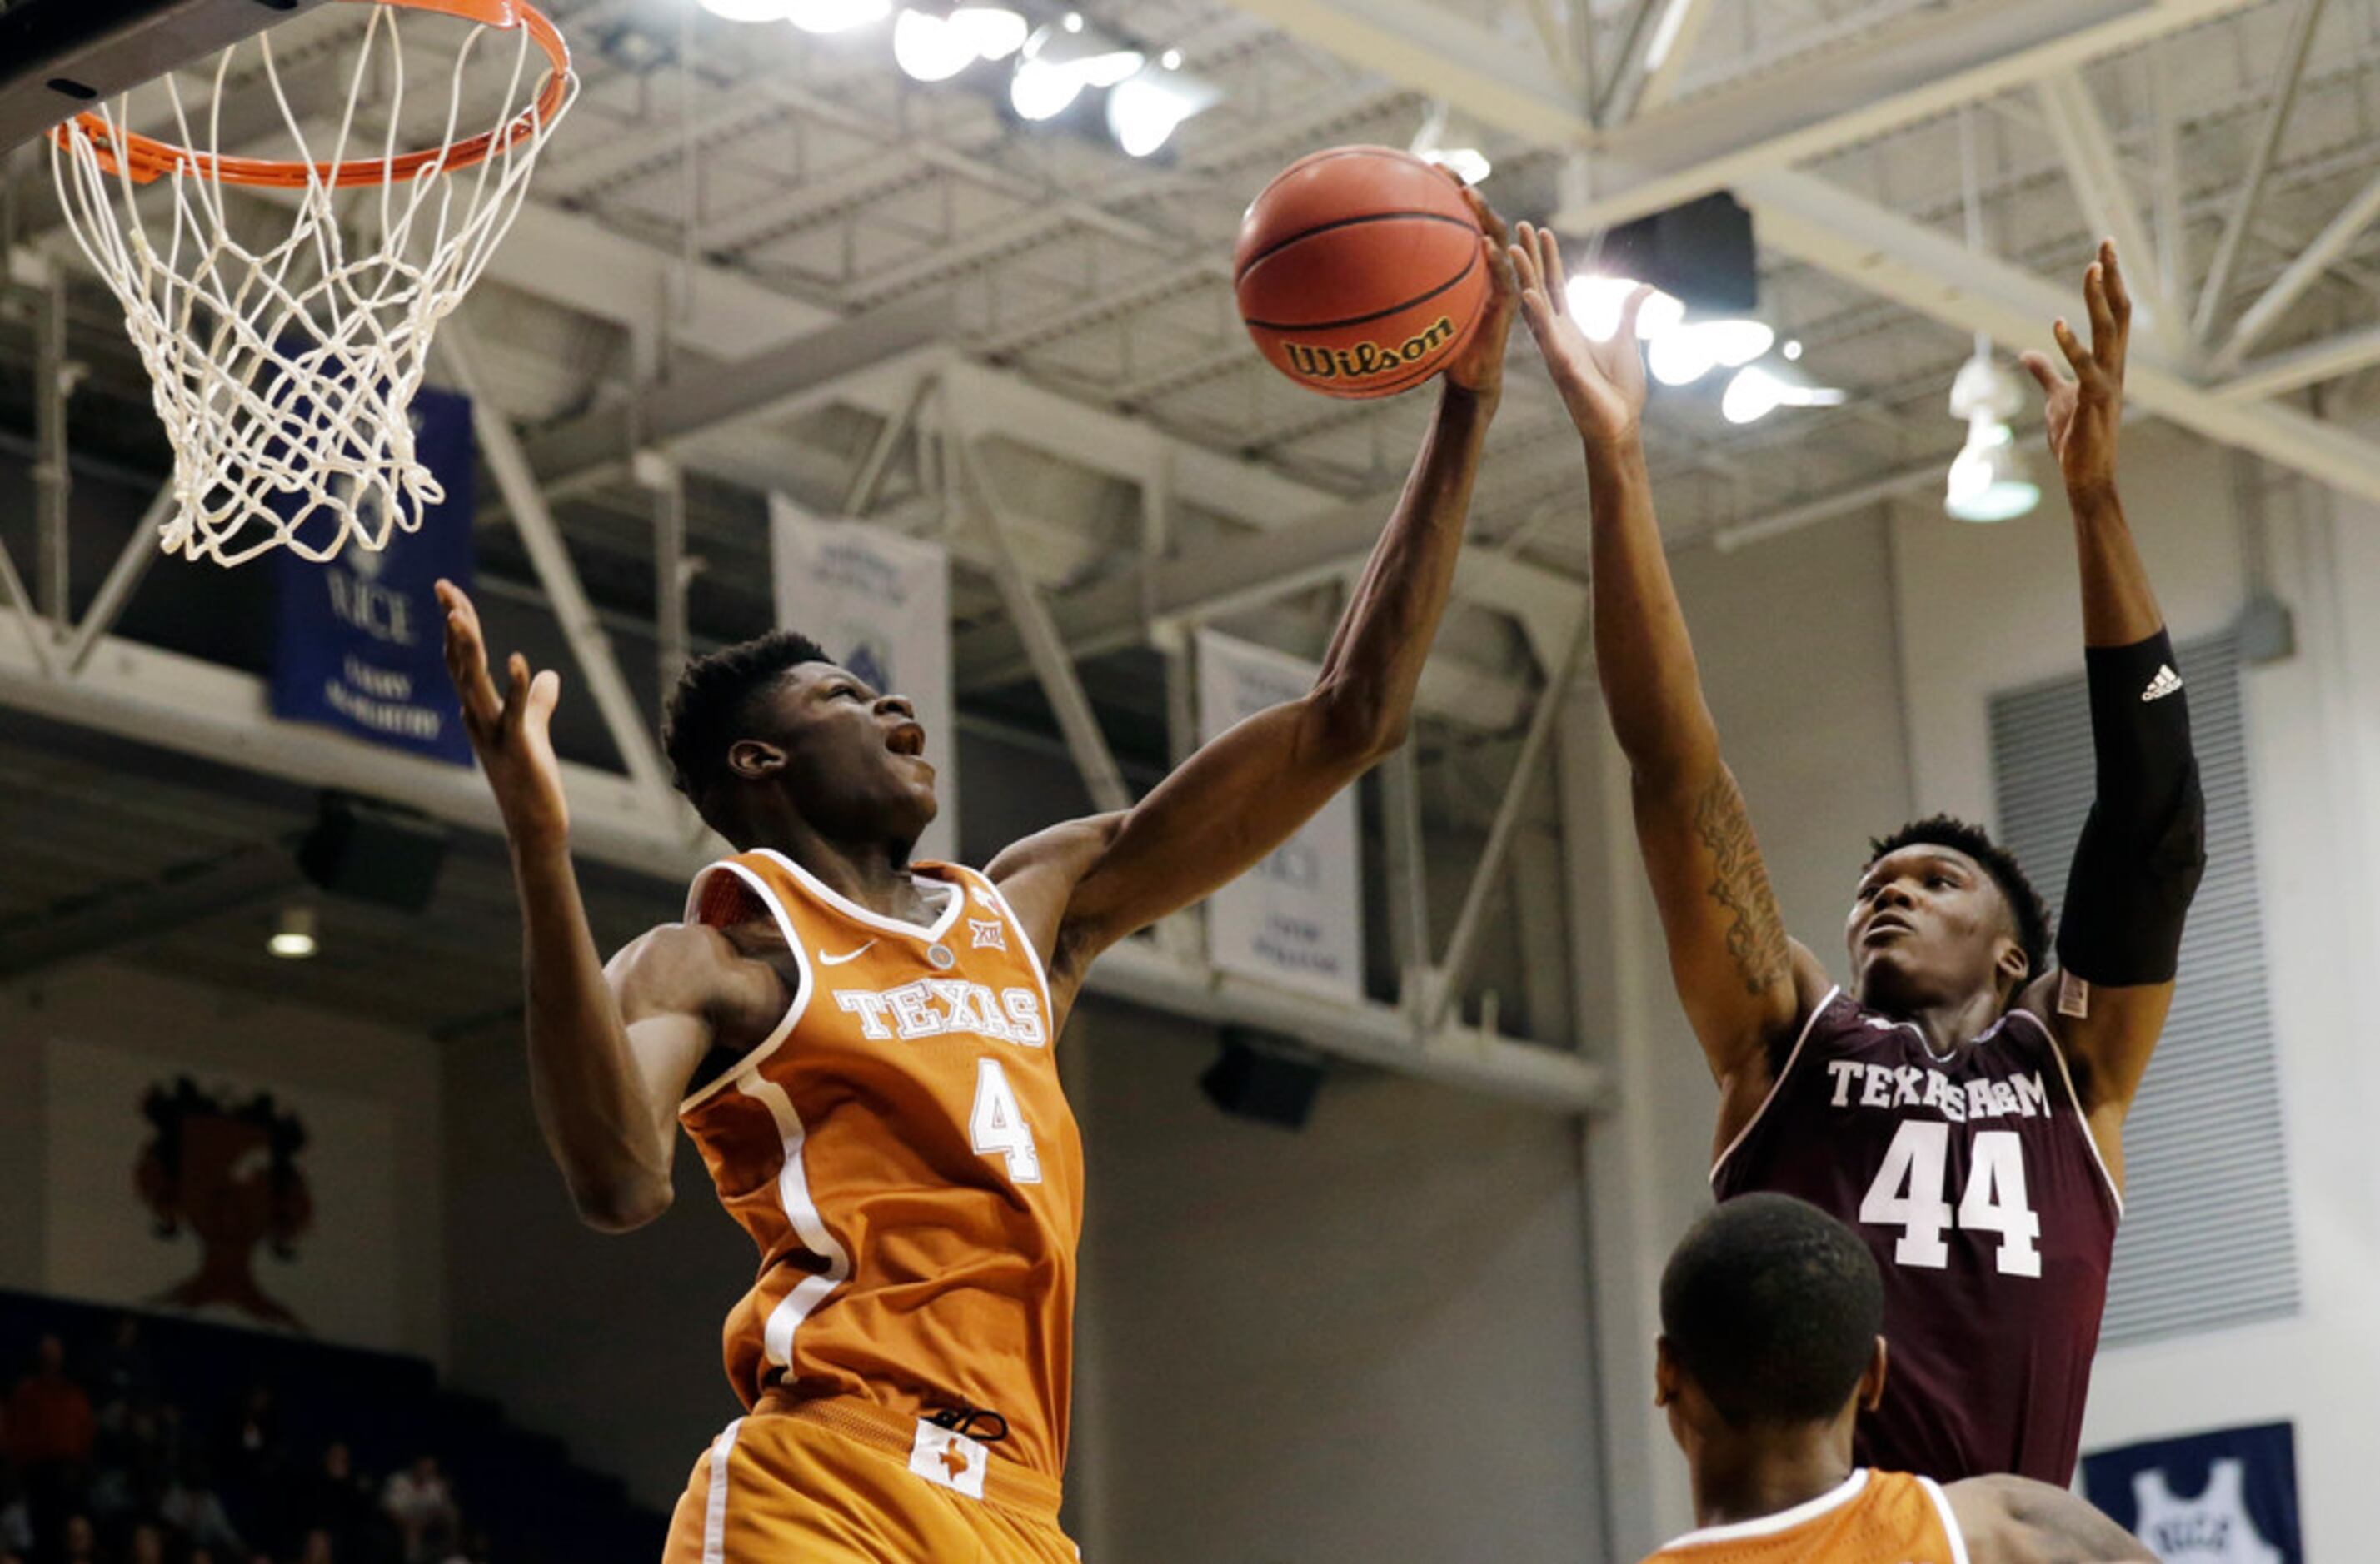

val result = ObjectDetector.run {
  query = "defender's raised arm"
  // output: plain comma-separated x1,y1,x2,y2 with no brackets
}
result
1510,223,1815,1137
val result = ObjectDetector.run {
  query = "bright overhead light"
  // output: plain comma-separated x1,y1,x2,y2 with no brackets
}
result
1107,65,1218,157
947,6,1027,57
1648,316,1774,387
1782,338,1803,361
1010,57,1085,119
1946,418,2040,521
1943,345,2038,521
1160,47,1183,69
700,0,788,19
1721,363,1849,425
1020,21,1143,84
784,0,892,32
1410,99,1490,187
1420,147,1492,185
268,905,318,960
893,8,984,80
1562,275,1682,344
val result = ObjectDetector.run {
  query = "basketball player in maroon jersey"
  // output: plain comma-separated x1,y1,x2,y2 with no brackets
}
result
1509,229,2205,1485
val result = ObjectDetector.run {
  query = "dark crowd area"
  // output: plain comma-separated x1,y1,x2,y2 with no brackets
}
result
0,1297,661,1564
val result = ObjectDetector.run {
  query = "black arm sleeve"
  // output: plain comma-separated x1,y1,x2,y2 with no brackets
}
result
2054,629,2208,986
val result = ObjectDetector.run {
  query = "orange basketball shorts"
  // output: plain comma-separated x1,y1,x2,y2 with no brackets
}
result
661,1396,1080,1564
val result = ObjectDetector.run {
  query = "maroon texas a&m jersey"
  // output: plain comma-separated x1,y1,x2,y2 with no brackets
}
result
1712,987,2121,1485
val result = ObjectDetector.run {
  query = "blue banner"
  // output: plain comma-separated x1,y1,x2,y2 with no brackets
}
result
2083,1422,2301,1564
270,386,476,765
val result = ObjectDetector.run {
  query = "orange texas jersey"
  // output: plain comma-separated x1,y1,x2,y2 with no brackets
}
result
677,848,1085,1480
1642,1470,1969,1564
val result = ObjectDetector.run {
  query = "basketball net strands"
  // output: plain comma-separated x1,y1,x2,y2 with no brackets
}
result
47,0,576,567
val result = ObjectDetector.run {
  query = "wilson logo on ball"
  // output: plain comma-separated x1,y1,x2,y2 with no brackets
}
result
1281,316,1458,382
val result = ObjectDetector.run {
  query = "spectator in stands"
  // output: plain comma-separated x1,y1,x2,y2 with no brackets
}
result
123,1527,162,1564
89,1322,155,1436
58,1513,101,1564
0,1471,32,1559
158,1458,243,1562
286,1446,375,1564
217,1390,282,1547
6,1337,95,1468
292,1530,333,1564
376,1462,454,1564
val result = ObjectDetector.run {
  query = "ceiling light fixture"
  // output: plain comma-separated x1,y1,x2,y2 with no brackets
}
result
699,0,789,19
894,7,1023,79
1943,351,2039,522
1562,274,1684,345
1010,20,1144,120
1721,364,1848,425
268,905,319,960
783,0,893,32
1410,100,1491,187
1107,63,1218,157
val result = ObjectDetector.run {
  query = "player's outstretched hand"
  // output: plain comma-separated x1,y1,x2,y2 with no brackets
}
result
1440,185,1519,406
2021,237,2128,503
437,579,570,850
1509,222,1651,450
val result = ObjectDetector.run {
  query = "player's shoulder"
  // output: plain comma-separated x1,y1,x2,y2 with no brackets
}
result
1946,1473,2155,1564
607,920,774,1022
984,811,1127,884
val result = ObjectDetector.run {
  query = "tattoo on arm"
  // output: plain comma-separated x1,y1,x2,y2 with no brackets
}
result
1692,770,1792,996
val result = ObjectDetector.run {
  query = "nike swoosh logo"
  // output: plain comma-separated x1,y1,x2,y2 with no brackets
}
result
818,941,876,966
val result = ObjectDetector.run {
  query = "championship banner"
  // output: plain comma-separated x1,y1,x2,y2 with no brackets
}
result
270,385,476,765
2083,1422,2302,1564
42,1037,404,1351
1195,630,1364,1001
771,496,955,863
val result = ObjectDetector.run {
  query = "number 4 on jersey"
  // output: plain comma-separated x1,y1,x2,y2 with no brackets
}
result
1859,1121,2042,1278
970,1058,1042,1184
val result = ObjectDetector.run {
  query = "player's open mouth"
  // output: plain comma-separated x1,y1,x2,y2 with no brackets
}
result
886,724,926,757
1863,914,1913,943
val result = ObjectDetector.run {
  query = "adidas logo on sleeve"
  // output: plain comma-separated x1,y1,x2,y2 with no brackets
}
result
2141,664,2183,701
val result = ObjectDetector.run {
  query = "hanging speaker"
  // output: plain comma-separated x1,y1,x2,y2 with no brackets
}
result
1200,1027,1325,1130
298,792,449,914
1600,191,1759,314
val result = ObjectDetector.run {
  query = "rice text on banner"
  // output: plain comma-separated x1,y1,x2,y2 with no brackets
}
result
770,496,956,863
269,386,476,765
1195,629,1365,1002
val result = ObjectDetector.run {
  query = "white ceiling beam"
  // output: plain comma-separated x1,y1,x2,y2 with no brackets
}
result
2206,163,2380,377
2033,70,2183,360
2214,323,2380,402
1215,0,1589,146
1601,0,1720,126
1576,0,2258,229
1739,167,2380,510
2191,0,2328,342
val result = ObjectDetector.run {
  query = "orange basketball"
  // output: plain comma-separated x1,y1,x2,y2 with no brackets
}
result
1235,146,1489,400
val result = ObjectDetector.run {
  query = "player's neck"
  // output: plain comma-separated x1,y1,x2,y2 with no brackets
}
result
756,818,929,920
1688,1427,1855,1531
1863,986,2005,1053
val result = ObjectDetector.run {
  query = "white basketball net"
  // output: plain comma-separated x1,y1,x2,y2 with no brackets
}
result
49,6,577,566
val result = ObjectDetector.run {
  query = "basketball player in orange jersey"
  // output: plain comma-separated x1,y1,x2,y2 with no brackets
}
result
432,187,1516,1564
1509,225,2206,1485
1642,1194,2152,1564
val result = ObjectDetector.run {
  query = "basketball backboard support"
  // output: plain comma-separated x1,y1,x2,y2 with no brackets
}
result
0,0,338,157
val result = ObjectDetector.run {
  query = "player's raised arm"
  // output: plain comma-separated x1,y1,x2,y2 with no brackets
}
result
2013,242,2206,1173
437,580,720,1232
1948,1474,2155,1564
1509,224,1818,1116
989,192,1518,999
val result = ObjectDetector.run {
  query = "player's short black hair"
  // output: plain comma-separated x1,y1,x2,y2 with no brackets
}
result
1866,814,2053,980
1661,1193,1884,1428
661,630,835,819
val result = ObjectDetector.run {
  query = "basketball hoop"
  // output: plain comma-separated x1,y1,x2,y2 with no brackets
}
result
47,0,577,566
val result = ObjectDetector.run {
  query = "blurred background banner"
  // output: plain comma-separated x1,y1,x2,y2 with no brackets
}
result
2084,1422,2301,1564
1195,629,1362,1002
771,497,955,863
269,386,476,766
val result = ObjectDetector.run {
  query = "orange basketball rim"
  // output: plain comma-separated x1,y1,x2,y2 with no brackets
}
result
50,0,571,189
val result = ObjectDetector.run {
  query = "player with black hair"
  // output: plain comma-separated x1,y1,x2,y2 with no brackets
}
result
1643,1195,2153,1564
437,191,1518,1564
1511,227,2205,1483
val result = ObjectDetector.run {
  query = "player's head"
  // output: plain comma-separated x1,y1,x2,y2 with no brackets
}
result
662,630,937,849
1849,815,2051,1018
1655,1194,1886,1460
